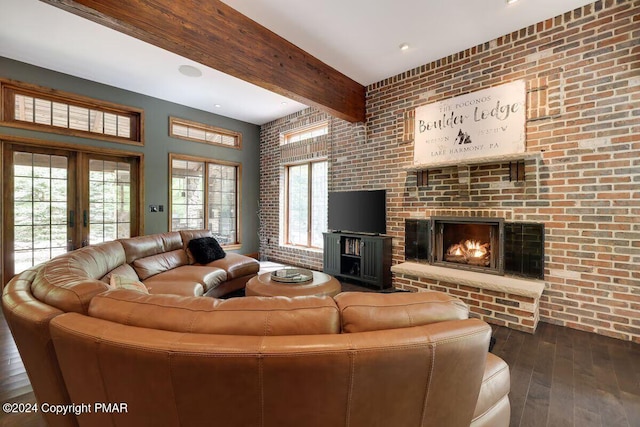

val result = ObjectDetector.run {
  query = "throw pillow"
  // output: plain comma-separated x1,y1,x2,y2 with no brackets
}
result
188,237,226,264
110,274,149,294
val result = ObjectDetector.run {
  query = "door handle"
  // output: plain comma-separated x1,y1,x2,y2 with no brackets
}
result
83,210,88,227
69,210,75,227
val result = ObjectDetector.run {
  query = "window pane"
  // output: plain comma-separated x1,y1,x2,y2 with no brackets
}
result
287,164,308,246
89,110,104,133
205,132,222,144
14,94,34,122
52,102,68,128
172,124,189,138
104,113,118,136
208,164,237,244
187,127,206,141
69,105,89,131
14,226,33,250
34,98,51,125
117,116,131,138
171,159,204,231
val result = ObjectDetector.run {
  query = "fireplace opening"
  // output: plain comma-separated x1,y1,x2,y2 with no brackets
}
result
432,217,504,275
405,218,544,279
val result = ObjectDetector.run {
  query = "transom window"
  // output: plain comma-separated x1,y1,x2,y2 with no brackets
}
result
285,160,327,248
169,154,240,246
170,117,242,149
0,79,143,145
282,122,328,145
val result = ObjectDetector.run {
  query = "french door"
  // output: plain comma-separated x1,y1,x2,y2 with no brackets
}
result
2,143,139,284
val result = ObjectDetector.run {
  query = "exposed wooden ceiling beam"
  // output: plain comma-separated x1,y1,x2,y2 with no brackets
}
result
40,0,366,123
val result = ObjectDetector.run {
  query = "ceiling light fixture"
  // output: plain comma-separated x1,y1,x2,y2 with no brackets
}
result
506,0,520,4
399,43,409,51
214,104,221,108
178,65,202,77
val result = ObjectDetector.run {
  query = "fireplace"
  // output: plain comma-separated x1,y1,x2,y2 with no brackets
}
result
405,217,544,279
432,217,504,275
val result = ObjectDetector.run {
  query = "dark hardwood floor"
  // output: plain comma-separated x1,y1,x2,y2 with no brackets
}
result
491,320,640,427
1,286,639,426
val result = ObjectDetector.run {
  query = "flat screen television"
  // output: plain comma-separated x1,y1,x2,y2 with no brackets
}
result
328,190,386,235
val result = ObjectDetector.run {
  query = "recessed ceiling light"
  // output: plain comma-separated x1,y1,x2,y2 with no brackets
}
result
281,101,288,106
178,65,202,77
214,104,221,108
399,43,410,51
506,0,520,4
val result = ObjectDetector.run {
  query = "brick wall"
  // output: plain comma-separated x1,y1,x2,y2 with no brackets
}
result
260,0,640,343
394,273,540,334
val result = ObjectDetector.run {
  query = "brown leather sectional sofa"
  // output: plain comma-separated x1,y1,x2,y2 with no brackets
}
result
2,230,510,427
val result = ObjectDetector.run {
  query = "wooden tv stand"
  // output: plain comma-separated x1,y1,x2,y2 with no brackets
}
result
322,232,392,290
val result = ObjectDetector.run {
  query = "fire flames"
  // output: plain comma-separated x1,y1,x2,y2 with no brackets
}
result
445,240,490,266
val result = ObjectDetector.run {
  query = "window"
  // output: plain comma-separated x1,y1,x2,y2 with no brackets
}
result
170,154,240,246
170,117,241,149
282,122,328,145
1,79,143,145
286,160,327,248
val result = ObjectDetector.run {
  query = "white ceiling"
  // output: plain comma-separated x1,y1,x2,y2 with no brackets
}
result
0,0,594,125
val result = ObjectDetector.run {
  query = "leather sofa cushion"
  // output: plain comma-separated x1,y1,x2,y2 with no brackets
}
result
132,249,189,280
88,290,341,335
205,252,259,279
143,265,227,292
334,291,469,333
31,241,123,313
120,232,183,264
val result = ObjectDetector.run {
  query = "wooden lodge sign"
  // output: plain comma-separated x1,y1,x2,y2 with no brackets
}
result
413,80,526,166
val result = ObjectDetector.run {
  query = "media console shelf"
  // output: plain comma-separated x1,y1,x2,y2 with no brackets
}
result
323,232,392,290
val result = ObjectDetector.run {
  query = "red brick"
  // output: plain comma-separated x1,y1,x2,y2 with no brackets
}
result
259,0,638,343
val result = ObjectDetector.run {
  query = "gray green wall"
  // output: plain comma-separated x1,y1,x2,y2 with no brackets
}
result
0,56,261,253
